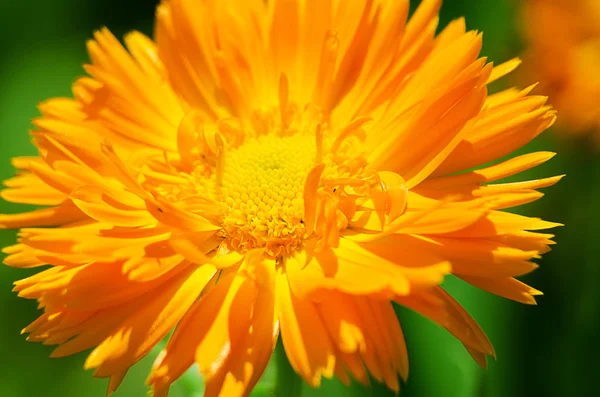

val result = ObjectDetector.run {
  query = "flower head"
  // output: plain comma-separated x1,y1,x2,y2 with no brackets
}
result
1,0,560,396
520,0,600,137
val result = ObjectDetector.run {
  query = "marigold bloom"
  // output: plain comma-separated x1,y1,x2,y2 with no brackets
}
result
520,0,600,137
1,0,560,396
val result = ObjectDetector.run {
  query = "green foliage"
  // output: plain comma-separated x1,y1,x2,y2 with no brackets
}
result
0,1,597,396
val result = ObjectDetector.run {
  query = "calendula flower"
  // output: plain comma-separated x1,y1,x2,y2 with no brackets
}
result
520,0,600,137
1,0,560,396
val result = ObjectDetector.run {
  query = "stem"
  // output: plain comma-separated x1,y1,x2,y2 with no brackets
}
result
273,338,303,397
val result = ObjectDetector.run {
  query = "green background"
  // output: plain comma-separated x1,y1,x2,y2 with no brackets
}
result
0,1,596,396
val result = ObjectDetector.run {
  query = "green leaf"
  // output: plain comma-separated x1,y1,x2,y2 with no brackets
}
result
174,366,205,397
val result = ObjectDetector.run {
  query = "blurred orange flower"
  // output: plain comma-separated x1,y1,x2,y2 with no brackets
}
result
1,0,560,396
521,0,600,137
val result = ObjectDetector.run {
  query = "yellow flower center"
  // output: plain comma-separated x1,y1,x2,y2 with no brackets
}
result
219,134,316,255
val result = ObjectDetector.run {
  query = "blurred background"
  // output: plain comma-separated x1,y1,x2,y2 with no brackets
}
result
0,1,596,396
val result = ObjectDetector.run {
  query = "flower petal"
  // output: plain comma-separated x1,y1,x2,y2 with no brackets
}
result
397,286,495,361
205,253,279,397
277,267,336,387
84,264,216,381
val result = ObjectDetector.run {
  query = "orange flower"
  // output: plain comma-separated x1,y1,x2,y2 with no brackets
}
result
520,0,600,137
1,0,560,396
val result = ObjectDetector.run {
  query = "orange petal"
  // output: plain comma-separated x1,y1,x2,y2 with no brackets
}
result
378,171,408,222
420,151,556,190
70,186,153,227
0,202,83,229
303,163,326,236
2,244,45,268
397,286,495,359
277,267,336,387
205,253,279,397
488,58,521,84
84,264,216,379
459,275,543,305
193,274,257,382
147,272,236,397
315,291,366,354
